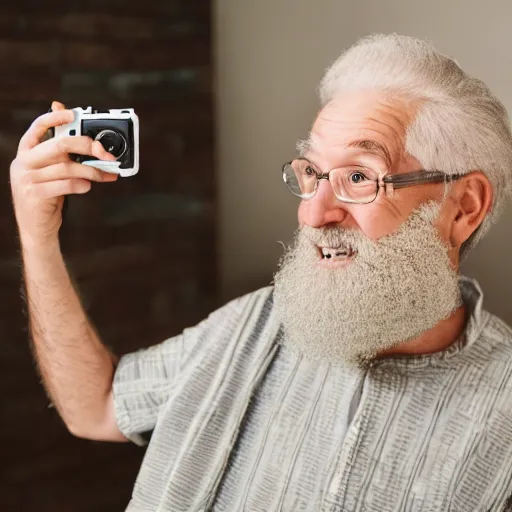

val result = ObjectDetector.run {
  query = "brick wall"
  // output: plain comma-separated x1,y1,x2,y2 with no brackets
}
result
0,2,216,510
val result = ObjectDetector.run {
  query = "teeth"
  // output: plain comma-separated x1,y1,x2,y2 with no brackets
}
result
320,246,352,259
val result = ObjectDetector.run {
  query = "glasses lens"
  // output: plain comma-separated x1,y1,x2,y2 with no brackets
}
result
282,160,317,198
330,168,379,203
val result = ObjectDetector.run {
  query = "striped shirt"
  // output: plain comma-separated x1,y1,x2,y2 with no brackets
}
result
113,277,512,511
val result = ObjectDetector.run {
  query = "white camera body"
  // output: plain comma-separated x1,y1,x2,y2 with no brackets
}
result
54,107,139,177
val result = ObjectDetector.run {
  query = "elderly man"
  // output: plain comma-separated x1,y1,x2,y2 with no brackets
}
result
10,34,512,511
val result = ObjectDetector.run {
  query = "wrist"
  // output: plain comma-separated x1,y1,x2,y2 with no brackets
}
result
19,233,61,258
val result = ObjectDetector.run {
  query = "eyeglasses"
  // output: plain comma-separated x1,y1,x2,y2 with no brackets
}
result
282,158,462,204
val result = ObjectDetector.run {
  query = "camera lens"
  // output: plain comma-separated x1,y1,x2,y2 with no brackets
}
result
94,129,127,159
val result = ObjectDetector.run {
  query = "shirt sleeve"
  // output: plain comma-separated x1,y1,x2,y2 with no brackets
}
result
112,297,242,446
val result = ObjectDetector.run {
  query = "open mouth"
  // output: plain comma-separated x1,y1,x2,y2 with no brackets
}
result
317,245,356,263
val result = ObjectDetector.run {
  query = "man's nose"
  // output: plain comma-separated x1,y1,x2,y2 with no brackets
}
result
299,180,349,228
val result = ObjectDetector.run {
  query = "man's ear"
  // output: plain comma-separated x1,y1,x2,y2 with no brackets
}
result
449,171,493,249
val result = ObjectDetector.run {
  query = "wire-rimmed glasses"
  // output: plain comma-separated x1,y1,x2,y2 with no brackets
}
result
282,158,462,204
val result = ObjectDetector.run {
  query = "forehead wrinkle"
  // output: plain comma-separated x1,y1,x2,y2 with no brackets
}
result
306,92,415,166
308,117,406,167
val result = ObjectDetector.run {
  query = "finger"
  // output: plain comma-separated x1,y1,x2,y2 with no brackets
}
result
18,109,75,152
21,136,117,169
51,101,66,111
29,161,118,184
37,178,92,199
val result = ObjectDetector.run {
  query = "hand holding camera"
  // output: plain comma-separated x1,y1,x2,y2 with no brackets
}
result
10,101,138,249
54,106,139,177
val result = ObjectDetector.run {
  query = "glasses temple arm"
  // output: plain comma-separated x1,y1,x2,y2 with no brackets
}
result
383,171,461,190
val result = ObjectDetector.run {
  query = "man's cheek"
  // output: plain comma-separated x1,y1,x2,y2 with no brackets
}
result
357,211,405,241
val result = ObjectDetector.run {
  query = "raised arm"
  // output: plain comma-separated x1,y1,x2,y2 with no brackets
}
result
10,101,127,442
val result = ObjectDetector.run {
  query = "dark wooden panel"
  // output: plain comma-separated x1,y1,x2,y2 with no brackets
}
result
18,14,210,42
0,40,59,71
11,0,210,18
0,1,216,510
61,40,210,70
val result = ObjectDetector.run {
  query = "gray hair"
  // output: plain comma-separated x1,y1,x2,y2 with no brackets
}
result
317,33,512,259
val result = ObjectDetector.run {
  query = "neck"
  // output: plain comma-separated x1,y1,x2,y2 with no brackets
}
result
377,304,468,359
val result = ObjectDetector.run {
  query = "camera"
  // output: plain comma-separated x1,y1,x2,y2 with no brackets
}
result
54,107,139,177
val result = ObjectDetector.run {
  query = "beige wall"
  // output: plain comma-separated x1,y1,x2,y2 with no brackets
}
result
214,0,512,324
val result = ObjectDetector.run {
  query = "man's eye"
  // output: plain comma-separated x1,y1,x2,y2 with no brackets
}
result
349,172,367,184
305,166,316,176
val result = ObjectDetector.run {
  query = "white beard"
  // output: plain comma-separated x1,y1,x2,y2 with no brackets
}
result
273,203,462,366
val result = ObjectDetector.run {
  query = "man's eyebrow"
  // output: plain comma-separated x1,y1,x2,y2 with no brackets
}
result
296,138,311,156
297,137,392,166
347,139,391,166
